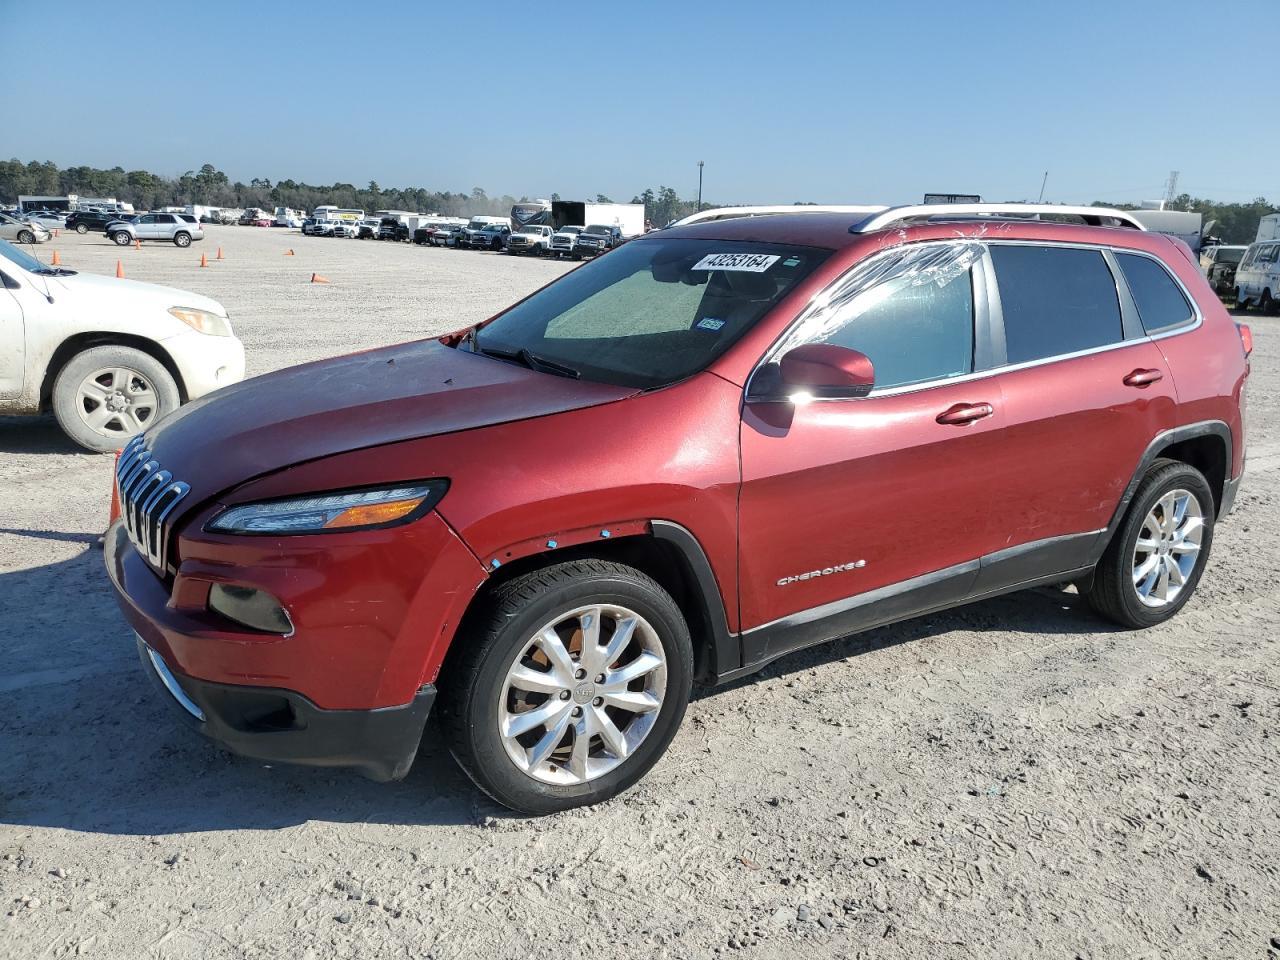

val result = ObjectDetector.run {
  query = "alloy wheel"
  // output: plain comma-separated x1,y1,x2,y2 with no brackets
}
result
75,366,160,439
1131,488,1204,608
498,603,667,785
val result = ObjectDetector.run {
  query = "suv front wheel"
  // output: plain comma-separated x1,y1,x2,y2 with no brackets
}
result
111,231,132,246
441,559,693,814
1086,459,1215,628
52,345,181,452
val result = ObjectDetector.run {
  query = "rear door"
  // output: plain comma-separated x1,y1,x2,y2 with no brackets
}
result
974,242,1179,592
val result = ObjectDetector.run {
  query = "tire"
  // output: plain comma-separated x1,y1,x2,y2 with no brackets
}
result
76,223,89,235
1263,290,1278,316
173,232,191,247
16,229,34,244
440,559,694,815
1085,458,1215,629
52,345,181,453
112,231,132,246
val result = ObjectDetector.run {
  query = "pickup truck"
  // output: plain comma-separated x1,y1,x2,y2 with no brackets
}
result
570,223,623,259
506,225,554,255
549,225,584,258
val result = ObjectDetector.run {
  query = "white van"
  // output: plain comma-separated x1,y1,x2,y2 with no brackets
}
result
1233,240,1280,313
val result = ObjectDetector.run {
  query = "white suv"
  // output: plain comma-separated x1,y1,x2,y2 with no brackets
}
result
0,239,245,451
108,213,205,248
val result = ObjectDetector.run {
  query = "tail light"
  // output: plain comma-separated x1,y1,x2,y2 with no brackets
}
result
1237,322,1253,358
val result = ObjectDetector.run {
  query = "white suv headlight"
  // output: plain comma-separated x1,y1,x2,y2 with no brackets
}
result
169,306,233,337
207,482,449,534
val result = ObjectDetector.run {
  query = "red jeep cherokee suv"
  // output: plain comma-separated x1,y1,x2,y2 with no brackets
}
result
105,205,1250,814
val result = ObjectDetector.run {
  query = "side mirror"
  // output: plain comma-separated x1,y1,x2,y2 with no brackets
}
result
763,343,875,401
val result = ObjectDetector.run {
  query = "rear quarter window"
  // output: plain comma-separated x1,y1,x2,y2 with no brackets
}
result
990,245,1123,364
1115,252,1194,334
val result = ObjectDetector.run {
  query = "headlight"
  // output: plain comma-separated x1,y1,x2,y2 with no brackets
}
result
169,306,233,337
207,481,449,534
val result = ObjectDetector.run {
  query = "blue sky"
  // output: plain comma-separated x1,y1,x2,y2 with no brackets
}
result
8,0,1276,205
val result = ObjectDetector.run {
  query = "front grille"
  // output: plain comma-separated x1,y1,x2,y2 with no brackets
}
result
116,434,191,571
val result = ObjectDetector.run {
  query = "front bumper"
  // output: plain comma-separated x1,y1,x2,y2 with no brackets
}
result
161,328,247,400
136,634,435,781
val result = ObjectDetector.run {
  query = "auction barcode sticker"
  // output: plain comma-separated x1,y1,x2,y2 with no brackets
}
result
691,253,781,273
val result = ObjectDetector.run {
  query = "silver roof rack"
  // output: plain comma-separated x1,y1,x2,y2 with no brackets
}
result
850,204,1147,234
671,204,888,228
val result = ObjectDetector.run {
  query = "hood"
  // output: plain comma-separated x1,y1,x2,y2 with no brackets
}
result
144,339,637,503
44,271,226,316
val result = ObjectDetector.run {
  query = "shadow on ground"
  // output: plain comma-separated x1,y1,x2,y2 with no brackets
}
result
0,530,1116,837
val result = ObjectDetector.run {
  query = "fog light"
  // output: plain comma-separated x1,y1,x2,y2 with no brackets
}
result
208,583,294,635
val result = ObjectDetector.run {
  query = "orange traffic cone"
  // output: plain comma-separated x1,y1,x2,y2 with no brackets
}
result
216,246,224,260
310,273,330,284
108,450,122,526
284,249,295,256
116,260,125,279
134,238,141,251
53,228,59,238
199,253,209,268
51,250,61,266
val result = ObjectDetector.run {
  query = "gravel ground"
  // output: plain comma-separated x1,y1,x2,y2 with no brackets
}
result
1,227,1278,959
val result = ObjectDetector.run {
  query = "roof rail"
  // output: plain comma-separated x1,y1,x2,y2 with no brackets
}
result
671,204,888,229
850,204,1147,234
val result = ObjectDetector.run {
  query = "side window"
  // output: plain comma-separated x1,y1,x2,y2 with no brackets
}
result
139,215,156,224
779,242,982,391
1116,253,1194,334
990,245,1123,364
1264,245,1280,265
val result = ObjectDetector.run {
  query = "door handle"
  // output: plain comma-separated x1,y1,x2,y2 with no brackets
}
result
936,402,994,425
1123,368,1164,388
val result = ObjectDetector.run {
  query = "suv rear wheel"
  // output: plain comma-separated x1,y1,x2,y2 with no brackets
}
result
52,345,181,452
1086,459,1215,628
441,559,693,814
173,232,191,247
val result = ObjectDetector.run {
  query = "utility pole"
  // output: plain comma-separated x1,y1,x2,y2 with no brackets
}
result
697,161,704,211
1037,171,1049,203
1162,170,1180,210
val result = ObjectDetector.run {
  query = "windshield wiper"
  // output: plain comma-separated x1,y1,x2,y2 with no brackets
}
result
31,267,77,276
472,340,581,379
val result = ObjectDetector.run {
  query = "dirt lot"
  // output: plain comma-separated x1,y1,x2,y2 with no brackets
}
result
2,226,1278,959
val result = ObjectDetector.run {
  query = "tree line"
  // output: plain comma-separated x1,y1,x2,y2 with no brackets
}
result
4,159,1276,240
0,159,708,225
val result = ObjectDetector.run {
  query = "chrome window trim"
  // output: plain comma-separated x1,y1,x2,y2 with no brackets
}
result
745,237,1203,404
1109,245,1204,338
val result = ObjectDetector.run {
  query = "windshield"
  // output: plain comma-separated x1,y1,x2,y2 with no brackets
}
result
472,238,829,389
560,226,583,234
0,238,50,272
1217,248,1245,264
584,225,610,234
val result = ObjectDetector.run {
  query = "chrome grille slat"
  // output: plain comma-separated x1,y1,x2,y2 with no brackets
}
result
114,437,190,570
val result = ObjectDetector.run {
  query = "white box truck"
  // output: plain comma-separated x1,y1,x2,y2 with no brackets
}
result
549,200,645,238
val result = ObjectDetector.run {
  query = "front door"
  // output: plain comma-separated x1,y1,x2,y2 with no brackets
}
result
738,240,1003,666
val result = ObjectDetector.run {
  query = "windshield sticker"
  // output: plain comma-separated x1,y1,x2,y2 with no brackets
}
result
782,257,801,267
691,252,781,273
697,317,726,331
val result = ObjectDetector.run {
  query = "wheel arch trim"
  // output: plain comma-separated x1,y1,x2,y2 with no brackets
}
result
1089,419,1232,563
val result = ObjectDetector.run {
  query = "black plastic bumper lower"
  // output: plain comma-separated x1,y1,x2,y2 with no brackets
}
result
136,636,435,782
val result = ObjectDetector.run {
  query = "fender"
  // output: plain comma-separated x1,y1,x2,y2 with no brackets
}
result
1086,419,1233,564
468,519,741,682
